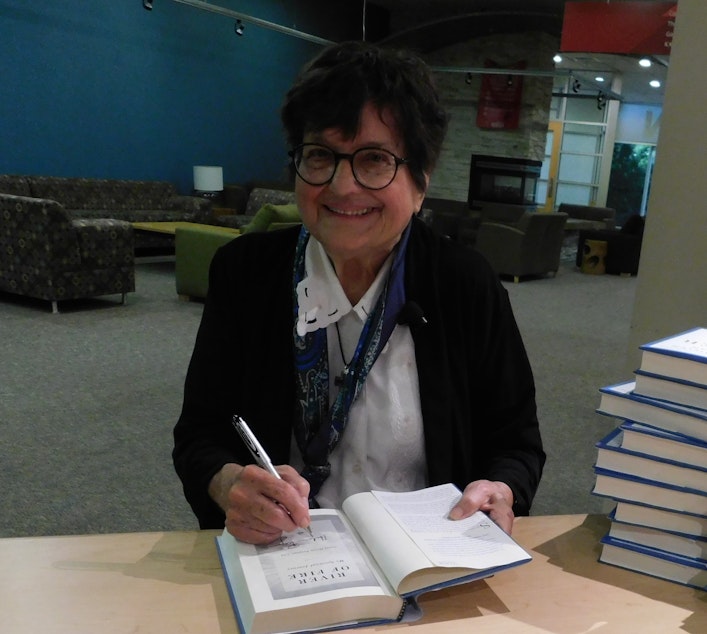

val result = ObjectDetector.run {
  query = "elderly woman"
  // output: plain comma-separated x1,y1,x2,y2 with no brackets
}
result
173,41,544,544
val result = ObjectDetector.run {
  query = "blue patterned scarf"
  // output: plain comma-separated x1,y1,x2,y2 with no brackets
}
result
292,224,410,504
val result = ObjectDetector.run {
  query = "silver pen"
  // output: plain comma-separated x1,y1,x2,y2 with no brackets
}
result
232,414,313,536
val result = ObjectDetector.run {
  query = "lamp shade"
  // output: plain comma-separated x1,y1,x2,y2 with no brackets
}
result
193,165,224,192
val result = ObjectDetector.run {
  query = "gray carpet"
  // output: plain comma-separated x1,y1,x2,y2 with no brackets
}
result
0,254,634,537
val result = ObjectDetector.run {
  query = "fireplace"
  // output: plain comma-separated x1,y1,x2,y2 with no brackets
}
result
468,154,541,210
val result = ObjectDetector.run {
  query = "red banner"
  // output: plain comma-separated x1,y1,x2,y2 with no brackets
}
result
476,60,525,130
561,1,677,54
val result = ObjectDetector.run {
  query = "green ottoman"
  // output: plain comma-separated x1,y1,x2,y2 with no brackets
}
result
175,225,240,300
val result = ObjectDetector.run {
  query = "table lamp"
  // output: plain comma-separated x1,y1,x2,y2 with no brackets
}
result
193,165,224,203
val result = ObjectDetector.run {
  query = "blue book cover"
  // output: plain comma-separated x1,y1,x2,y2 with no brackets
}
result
608,507,707,546
600,534,707,590
639,327,707,365
634,368,707,411
592,466,707,517
638,327,707,386
611,499,707,538
597,381,707,442
619,420,707,469
595,427,707,492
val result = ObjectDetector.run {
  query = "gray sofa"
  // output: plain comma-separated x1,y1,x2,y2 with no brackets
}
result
0,174,211,249
0,193,135,312
558,203,616,231
213,183,296,230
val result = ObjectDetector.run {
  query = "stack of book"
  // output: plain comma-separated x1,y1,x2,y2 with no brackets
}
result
591,327,707,590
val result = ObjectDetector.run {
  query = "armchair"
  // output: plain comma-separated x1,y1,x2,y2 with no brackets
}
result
475,212,568,282
421,197,481,247
0,194,135,312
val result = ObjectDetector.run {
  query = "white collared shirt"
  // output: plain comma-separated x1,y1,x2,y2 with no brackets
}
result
291,237,427,508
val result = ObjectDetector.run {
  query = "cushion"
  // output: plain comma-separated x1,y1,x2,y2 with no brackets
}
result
244,188,296,216
241,203,301,234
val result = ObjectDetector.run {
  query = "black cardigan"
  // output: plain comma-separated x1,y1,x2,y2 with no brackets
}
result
173,217,545,528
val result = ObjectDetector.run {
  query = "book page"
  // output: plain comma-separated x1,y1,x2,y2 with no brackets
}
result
372,484,529,569
217,511,406,634
342,491,436,592
237,510,396,611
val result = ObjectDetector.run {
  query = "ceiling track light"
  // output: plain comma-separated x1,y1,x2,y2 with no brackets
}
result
465,72,473,85
153,0,332,46
596,92,606,110
572,78,582,93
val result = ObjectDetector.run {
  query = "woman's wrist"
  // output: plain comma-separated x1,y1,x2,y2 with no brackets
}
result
208,463,244,512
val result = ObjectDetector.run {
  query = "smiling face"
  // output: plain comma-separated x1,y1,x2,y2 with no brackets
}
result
296,102,427,278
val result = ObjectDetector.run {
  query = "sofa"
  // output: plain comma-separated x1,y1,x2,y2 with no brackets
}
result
474,210,569,282
558,203,616,231
0,174,212,249
212,183,296,230
0,193,135,312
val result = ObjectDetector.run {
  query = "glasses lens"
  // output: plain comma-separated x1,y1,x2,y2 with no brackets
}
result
292,144,401,189
294,145,335,185
352,148,398,189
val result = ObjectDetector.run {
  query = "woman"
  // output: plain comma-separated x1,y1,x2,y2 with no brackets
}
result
173,41,545,544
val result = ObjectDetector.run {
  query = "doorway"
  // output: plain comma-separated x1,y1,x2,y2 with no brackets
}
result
536,121,562,212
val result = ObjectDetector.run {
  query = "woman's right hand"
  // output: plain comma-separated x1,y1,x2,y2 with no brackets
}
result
209,463,311,544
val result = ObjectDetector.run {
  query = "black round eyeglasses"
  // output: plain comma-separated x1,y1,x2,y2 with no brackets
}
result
289,143,409,190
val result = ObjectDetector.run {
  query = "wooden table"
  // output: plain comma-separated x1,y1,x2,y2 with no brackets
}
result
1,515,705,633
131,220,241,236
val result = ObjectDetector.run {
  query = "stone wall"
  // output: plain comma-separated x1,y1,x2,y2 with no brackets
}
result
424,32,559,201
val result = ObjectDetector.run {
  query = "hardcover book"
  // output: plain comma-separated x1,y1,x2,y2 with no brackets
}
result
599,534,707,590
597,381,707,442
607,510,707,560
633,369,707,411
592,467,707,516
612,500,707,538
216,484,531,634
637,327,707,386
619,421,707,469
595,427,707,492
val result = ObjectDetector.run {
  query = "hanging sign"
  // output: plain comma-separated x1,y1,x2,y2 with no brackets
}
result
560,1,677,54
476,59,526,130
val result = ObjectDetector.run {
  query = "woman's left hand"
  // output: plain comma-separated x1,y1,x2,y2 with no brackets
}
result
448,479,515,534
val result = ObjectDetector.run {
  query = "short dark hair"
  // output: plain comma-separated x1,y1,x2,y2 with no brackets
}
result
281,41,449,192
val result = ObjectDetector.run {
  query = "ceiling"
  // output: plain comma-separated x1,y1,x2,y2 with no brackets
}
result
368,0,669,105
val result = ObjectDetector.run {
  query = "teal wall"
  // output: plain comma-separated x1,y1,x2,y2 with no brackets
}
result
0,1,358,193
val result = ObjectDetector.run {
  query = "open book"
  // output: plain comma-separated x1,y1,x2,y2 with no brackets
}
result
216,483,531,634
